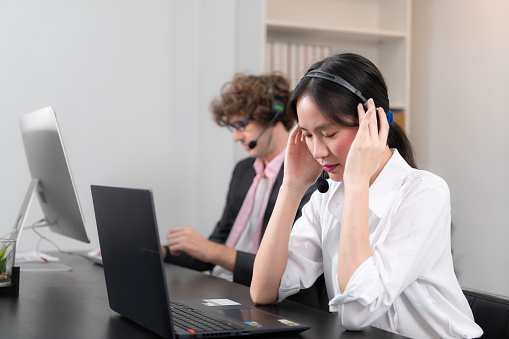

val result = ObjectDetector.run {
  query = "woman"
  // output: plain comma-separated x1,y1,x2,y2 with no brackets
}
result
250,53,482,338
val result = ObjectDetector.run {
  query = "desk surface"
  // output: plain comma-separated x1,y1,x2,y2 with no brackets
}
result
0,253,407,339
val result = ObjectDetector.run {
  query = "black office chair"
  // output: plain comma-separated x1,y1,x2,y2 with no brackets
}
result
463,288,509,338
287,273,329,312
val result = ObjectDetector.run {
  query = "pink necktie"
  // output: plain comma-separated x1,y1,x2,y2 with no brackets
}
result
225,152,285,253
225,161,263,251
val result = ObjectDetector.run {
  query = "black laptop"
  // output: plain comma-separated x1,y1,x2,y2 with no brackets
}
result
90,185,310,339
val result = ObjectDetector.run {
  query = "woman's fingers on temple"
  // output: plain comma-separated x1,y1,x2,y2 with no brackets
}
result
377,107,388,126
358,98,376,124
357,103,365,122
296,128,304,144
354,104,372,143
377,108,390,142
368,106,379,139
289,126,300,144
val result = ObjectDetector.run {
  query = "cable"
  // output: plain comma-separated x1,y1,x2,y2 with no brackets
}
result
29,221,90,261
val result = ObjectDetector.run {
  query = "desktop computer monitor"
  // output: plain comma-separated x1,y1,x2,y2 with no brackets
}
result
12,106,90,249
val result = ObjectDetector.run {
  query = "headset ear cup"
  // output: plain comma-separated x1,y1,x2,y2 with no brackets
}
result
271,97,285,120
272,104,284,122
262,76,285,121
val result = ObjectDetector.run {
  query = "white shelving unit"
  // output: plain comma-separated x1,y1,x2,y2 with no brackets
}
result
259,0,412,131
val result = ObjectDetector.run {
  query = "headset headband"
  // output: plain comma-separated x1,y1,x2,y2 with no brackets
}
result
304,69,368,106
303,69,393,125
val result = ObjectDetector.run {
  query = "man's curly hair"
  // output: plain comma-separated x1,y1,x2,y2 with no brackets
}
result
210,73,295,131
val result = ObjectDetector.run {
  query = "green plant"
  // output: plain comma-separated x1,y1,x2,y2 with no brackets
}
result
0,243,14,274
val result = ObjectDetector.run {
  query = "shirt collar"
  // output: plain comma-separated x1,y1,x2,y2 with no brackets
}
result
328,149,412,220
368,149,412,218
253,149,285,179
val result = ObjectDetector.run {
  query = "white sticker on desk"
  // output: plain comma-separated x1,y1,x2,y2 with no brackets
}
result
202,299,241,306
279,319,301,327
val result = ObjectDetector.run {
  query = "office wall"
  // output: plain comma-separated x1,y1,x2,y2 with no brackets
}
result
0,0,239,252
411,0,509,296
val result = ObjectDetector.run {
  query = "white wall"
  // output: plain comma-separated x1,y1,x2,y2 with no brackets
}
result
0,0,239,252
411,0,509,296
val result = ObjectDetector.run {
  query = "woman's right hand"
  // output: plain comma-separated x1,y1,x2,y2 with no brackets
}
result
283,126,323,192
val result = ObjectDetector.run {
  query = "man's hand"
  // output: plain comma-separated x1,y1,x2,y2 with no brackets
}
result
167,227,211,260
166,227,236,270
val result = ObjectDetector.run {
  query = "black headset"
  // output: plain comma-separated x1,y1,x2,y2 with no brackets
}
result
248,76,286,149
262,76,285,120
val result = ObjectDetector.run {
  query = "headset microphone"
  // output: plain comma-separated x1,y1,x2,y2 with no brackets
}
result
248,139,258,150
248,76,285,150
317,170,329,193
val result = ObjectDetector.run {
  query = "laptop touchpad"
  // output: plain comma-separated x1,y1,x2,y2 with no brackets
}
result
215,308,302,328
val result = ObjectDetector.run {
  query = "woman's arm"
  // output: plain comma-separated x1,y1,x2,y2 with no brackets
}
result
338,100,390,292
251,127,322,304
333,177,453,329
250,184,306,304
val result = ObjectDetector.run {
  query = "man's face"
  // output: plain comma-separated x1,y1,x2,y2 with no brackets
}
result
228,114,267,158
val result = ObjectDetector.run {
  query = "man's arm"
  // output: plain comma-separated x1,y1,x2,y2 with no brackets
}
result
163,158,255,272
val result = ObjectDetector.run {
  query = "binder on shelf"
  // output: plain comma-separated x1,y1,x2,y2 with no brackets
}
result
265,41,332,88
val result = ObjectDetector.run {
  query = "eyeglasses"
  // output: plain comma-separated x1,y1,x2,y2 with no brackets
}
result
226,116,252,131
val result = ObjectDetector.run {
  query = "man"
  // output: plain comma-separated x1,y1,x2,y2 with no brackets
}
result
161,73,317,289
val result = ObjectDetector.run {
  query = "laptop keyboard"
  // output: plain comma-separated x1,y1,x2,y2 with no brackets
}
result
170,301,244,333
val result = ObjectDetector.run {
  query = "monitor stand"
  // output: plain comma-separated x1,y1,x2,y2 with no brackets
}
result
10,178,39,243
17,262,72,272
12,179,72,272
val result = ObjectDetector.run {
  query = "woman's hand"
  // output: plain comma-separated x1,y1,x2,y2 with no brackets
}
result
337,98,389,292
283,126,323,192
343,98,390,187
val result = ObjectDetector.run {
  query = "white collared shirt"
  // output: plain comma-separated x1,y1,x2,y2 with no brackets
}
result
278,149,483,339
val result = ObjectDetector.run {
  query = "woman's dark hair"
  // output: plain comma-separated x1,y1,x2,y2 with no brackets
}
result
288,53,417,168
211,72,294,131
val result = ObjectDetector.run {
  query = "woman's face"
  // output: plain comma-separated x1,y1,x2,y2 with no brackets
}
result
297,95,358,182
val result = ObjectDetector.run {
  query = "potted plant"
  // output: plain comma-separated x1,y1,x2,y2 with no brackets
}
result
0,240,15,286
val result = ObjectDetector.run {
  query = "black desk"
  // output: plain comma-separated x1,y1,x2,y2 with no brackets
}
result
0,253,407,339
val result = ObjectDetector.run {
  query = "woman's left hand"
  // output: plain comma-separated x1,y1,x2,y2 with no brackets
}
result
343,98,390,187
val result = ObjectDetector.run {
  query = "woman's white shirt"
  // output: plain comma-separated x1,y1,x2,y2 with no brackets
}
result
278,149,483,339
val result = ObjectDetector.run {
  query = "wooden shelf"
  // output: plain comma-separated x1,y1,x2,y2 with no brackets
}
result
266,20,407,43
235,0,412,132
